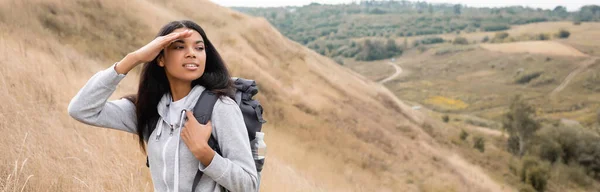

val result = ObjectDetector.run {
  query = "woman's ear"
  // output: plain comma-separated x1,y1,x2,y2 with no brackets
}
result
158,56,165,67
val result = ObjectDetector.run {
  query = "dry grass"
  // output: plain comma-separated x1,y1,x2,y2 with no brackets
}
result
345,22,600,192
0,0,517,191
480,41,588,57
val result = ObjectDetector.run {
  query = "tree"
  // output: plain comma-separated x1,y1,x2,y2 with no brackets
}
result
553,6,568,18
385,39,398,53
454,4,462,15
503,95,540,157
428,4,434,15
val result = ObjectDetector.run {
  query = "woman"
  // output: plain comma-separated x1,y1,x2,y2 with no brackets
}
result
68,20,258,192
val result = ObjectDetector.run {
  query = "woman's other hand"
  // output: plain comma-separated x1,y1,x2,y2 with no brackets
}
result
182,110,215,166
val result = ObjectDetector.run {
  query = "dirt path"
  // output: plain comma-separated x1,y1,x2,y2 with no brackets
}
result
378,62,402,84
551,57,599,96
373,83,513,191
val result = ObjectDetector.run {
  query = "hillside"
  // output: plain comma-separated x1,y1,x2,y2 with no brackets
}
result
345,21,600,191
235,2,600,61
0,0,517,191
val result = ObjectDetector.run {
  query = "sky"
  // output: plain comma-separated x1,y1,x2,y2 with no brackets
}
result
211,0,598,11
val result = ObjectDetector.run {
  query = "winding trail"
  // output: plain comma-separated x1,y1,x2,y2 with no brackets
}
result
379,62,403,84
372,58,512,192
551,57,598,96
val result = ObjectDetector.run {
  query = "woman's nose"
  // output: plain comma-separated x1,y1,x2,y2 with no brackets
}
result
185,48,196,58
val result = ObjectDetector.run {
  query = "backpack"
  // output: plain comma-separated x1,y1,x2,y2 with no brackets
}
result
191,77,266,191
141,78,264,191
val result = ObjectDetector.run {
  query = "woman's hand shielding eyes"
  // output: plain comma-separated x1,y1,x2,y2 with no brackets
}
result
132,30,194,63
115,30,193,74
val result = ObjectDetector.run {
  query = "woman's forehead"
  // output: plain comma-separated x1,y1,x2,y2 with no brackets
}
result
171,28,203,43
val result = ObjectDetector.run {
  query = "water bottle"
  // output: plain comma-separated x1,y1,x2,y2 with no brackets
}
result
252,132,266,187
253,132,267,169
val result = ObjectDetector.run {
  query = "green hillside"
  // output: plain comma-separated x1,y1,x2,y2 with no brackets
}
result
234,2,600,61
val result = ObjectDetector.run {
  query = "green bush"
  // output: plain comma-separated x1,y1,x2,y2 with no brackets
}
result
492,32,510,43
442,115,450,122
515,72,543,84
583,72,600,92
520,156,550,192
557,29,570,39
482,36,490,43
418,37,445,45
473,136,485,152
460,130,469,141
453,37,469,45
355,39,403,61
536,33,551,41
482,24,510,32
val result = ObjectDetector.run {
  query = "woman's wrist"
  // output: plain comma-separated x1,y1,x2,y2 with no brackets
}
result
197,144,216,167
115,53,141,75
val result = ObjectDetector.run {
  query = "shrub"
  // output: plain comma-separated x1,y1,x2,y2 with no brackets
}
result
495,32,510,39
583,72,600,92
473,136,485,152
482,24,510,32
482,36,490,43
460,129,469,141
536,33,551,41
453,37,469,45
418,37,445,45
557,29,570,39
515,72,543,84
520,156,550,192
442,115,450,122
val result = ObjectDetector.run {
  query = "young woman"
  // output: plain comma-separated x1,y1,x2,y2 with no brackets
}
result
68,20,258,192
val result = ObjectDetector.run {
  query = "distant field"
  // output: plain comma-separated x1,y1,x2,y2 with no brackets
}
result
350,22,600,57
480,41,588,57
346,46,599,126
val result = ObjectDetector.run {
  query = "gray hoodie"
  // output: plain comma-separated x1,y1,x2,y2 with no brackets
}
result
68,63,258,192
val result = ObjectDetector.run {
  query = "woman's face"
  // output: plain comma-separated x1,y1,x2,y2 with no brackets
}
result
160,28,206,84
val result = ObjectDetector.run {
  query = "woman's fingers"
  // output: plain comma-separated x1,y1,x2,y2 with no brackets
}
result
161,30,193,46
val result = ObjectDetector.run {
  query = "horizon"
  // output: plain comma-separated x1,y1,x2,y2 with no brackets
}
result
212,0,598,11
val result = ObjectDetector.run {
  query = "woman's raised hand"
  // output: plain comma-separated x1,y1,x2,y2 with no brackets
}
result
132,30,194,63
115,30,194,74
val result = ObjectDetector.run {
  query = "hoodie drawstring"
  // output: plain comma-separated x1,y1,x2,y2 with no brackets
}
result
173,109,187,192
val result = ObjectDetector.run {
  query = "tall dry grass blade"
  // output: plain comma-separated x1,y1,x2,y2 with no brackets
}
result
19,158,28,173
73,176,90,189
19,175,33,192
19,132,28,153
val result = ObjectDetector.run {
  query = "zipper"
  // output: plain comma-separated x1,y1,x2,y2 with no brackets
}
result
161,133,173,192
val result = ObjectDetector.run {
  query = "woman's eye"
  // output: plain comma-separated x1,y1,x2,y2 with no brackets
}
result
196,47,204,51
174,46,184,49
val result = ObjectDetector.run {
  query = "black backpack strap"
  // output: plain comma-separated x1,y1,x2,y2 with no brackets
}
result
191,90,224,192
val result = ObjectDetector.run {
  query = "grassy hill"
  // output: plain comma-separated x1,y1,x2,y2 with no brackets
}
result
345,21,600,191
234,1,600,61
0,0,533,191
